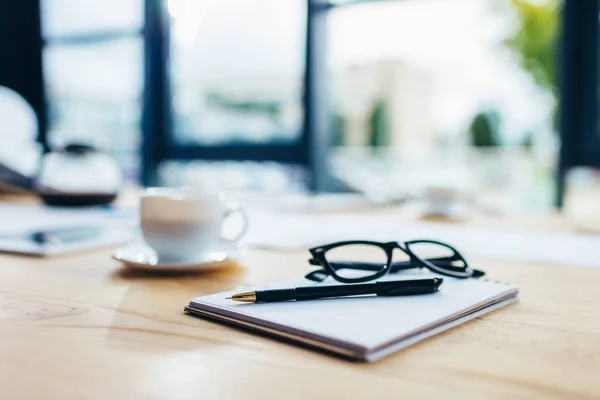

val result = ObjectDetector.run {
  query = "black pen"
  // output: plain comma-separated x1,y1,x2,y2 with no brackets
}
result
227,278,443,303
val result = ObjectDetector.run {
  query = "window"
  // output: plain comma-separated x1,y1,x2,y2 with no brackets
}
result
328,0,557,210
36,0,595,208
41,0,144,180
168,0,305,146
143,0,327,191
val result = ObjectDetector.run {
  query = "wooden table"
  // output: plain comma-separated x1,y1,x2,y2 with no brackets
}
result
1,210,599,399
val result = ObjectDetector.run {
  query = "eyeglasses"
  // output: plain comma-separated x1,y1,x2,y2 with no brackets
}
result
305,239,485,283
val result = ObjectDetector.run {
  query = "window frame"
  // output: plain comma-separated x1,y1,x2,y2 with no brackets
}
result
142,0,334,190
556,0,600,207
32,0,600,201
40,1,144,173
0,0,47,150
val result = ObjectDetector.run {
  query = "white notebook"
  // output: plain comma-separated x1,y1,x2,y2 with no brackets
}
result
185,273,519,361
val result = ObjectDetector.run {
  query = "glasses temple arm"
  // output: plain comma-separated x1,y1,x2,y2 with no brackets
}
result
389,256,457,272
309,256,459,272
306,257,485,280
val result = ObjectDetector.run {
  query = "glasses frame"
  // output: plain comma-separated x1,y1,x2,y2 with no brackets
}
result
307,239,482,284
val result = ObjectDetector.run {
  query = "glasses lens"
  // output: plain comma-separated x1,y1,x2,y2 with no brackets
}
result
325,244,388,280
406,241,470,277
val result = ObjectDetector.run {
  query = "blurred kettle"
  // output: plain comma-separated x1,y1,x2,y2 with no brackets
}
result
36,143,122,206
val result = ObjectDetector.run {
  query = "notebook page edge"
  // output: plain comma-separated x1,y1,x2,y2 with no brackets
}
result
187,285,519,357
365,294,519,362
186,300,368,354
369,286,519,349
184,305,364,360
185,293,519,362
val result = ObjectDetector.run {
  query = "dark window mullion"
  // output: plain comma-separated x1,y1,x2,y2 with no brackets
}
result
303,0,332,191
142,0,171,185
557,0,600,207
0,0,47,150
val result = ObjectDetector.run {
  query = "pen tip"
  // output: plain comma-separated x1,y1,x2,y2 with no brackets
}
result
225,297,232,300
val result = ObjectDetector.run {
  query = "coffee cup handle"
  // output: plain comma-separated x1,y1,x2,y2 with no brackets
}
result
221,203,248,244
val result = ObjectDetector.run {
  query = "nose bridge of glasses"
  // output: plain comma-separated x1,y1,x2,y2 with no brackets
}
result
390,244,413,262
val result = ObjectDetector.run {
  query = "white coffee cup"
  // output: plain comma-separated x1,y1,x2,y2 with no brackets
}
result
140,188,248,261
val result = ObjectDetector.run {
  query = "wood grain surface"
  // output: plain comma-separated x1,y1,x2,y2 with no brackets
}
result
0,211,599,399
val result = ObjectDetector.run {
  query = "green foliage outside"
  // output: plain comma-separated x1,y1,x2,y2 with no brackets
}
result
205,92,281,117
468,110,502,147
368,99,389,147
503,0,559,140
332,113,346,146
521,131,534,151
467,0,558,147
503,0,559,97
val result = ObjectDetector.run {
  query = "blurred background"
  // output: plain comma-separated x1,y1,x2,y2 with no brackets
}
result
1,0,599,216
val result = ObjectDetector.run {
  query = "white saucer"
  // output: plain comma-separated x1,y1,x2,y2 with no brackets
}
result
112,242,245,272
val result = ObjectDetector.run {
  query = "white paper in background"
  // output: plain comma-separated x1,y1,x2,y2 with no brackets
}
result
0,203,138,255
0,203,137,235
244,212,600,268
4,201,596,268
